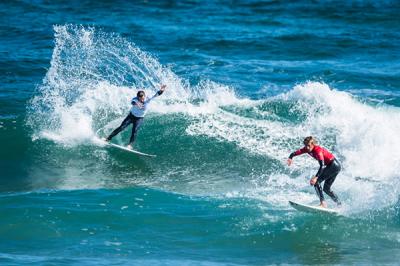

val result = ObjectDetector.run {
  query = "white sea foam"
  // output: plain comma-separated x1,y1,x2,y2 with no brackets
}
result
183,81,400,214
241,82,400,214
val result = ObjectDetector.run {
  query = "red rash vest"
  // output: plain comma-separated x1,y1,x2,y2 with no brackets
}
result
292,145,335,165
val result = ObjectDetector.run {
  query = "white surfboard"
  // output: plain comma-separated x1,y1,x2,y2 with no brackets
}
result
289,200,339,215
96,138,156,158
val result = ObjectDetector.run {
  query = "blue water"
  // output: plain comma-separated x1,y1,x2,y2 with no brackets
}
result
1,1,400,265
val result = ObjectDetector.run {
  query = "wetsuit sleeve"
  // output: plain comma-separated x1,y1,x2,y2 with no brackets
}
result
145,90,163,104
315,160,324,177
289,147,307,159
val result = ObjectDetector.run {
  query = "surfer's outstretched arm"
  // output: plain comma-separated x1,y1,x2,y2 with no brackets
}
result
287,148,307,166
145,84,166,103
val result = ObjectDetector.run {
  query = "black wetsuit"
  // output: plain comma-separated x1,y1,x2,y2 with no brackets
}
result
106,113,143,145
314,158,341,205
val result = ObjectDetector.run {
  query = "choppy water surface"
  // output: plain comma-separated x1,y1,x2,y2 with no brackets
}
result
1,1,400,265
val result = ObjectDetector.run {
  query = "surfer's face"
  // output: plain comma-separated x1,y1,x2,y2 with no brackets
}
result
138,94,145,103
305,143,314,152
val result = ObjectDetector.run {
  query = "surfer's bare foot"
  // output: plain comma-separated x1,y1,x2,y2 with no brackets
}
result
319,202,327,208
126,144,133,150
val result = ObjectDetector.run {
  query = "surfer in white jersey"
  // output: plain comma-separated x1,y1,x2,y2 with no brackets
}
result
104,84,166,149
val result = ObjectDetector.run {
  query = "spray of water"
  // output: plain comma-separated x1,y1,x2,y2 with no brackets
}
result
27,24,188,145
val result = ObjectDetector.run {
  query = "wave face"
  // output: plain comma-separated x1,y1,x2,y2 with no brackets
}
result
26,26,400,217
2,1,400,264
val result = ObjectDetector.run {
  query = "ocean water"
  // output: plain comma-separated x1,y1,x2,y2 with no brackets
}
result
1,1,400,265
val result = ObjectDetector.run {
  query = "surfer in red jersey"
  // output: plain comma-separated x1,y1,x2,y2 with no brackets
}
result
287,136,341,208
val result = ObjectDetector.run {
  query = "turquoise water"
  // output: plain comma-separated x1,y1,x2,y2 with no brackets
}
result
1,1,400,265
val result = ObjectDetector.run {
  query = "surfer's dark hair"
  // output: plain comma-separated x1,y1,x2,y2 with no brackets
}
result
137,90,145,98
303,136,317,146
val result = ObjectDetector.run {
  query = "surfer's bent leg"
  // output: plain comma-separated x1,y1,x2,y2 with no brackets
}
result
128,116,144,145
314,182,325,202
106,113,133,141
319,159,341,205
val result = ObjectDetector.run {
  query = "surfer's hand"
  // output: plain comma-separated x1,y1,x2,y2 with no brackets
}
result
287,158,292,166
310,176,318,186
160,84,166,92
